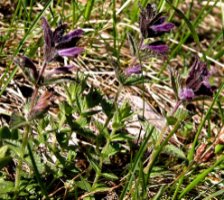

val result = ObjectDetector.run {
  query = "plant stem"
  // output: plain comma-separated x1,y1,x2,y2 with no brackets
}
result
92,84,122,187
14,125,30,197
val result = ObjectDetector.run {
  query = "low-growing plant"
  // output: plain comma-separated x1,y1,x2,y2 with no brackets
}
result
0,1,223,199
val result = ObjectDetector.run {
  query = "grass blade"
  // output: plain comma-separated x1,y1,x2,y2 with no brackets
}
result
84,0,95,20
179,154,224,199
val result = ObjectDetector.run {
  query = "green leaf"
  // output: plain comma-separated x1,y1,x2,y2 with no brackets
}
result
9,113,27,129
76,179,91,192
111,133,134,142
112,101,133,130
101,173,119,181
0,145,12,170
174,108,188,121
166,116,177,125
119,74,150,86
215,144,224,154
102,143,119,159
101,98,114,118
0,145,8,158
162,144,186,160
0,126,11,140
91,186,111,193
66,114,96,140
0,179,14,193
56,131,69,149
86,87,102,108
87,157,100,174
59,101,73,116
42,76,77,86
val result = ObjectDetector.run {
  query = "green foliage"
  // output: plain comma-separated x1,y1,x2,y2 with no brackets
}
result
0,0,223,199
112,101,133,130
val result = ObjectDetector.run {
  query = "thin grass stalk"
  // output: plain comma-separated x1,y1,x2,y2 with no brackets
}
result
84,0,95,20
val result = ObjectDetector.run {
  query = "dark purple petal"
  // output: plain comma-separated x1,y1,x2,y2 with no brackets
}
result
152,15,166,25
125,64,142,75
41,17,57,62
186,56,210,91
139,3,156,38
53,23,68,43
56,29,84,49
139,3,174,38
186,56,209,87
45,65,77,77
179,88,195,100
63,29,84,39
194,82,213,97
141,43,169,54
41,17,54,49
150,22,175,33
182,56,215,100
58,47,84,57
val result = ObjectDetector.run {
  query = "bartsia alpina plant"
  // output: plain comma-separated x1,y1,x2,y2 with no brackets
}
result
139,3,174,55
179,56,215,101
14,17,84,119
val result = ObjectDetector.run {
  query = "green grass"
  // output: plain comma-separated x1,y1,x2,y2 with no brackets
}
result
0,0,224,199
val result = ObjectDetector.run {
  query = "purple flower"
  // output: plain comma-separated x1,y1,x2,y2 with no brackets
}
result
141,41,169,55
41,17,84,62
58,47,84,57
179,56,215,101
179,88,195,100
139,3,174,39
45,65,77,77
124,64,142,75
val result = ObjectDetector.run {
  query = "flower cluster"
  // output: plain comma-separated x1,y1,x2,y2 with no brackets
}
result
179,56,214,101
139,3,174,55
125,3,174,76
41,17,84,62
